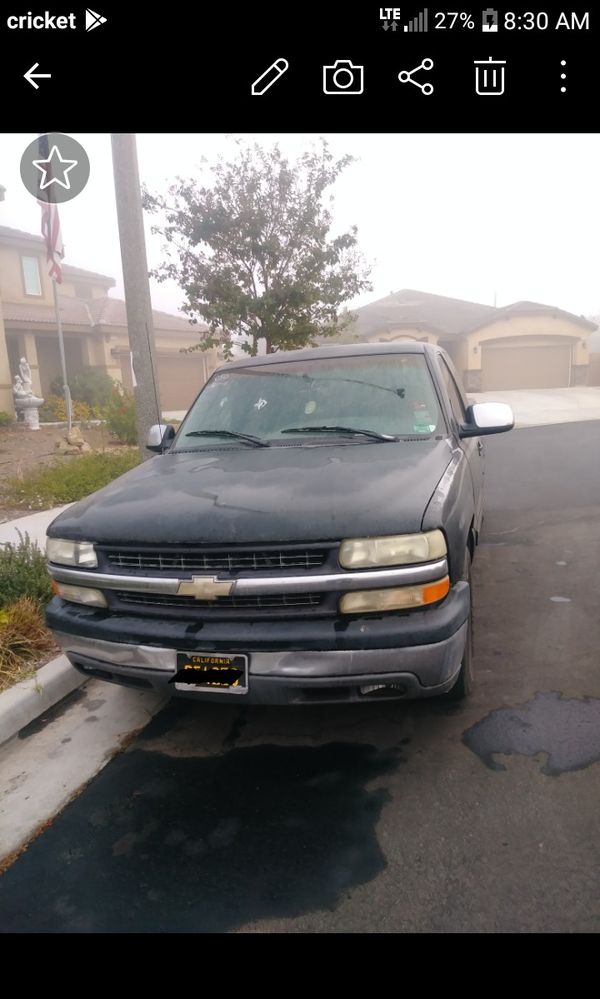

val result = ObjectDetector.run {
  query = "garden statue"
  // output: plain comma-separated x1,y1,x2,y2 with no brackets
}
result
19,357,33,394
12,366,44,431
13,375,29,399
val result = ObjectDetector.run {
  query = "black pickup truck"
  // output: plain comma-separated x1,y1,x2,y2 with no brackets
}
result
45,342,513,704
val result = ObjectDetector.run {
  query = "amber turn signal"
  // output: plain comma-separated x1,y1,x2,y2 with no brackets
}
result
339,575,450,614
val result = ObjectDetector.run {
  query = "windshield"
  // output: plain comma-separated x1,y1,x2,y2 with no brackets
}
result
173,353,445,447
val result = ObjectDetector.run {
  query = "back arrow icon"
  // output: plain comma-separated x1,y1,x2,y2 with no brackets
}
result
24,63,52,89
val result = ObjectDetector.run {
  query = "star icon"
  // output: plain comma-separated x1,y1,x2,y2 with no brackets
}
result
32,145,78,191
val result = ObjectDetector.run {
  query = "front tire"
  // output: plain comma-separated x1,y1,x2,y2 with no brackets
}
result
445,551,474,701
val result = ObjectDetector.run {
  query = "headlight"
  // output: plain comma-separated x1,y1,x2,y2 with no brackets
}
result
339,576,450,614
339,530,446,569
46,538,97,568
53,583,107,608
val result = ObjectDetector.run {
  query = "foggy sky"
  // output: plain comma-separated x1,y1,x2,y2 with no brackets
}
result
2,132,599,322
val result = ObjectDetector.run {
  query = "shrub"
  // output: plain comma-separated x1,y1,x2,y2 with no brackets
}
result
5,449,140,509
0,597,56,692
39,394,92,423
50,369,114,411
105,385,138,444
0,411,13,427
49,376,64,397
0,532,53,610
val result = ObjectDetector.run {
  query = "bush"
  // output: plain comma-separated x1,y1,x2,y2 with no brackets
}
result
50,369,114,411
5,449,140,509
105,385,138,444
0,532,53,610
39,394,93,423
0,411,13,427
0,597,56,692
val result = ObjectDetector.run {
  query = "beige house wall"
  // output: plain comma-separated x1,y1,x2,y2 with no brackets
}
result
464,315,590,372
59,279,112,299
0,244,111,306
367,327,439,345
110,327,221,409
0,233,221,417
0,308,13,415
19,332,43,396
588,353,600,386
0,246,53,307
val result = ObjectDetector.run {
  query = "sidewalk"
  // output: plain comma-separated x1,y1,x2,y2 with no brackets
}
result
0,504,72,550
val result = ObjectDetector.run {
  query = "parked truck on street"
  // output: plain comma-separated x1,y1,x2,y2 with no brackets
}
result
45,342,513,704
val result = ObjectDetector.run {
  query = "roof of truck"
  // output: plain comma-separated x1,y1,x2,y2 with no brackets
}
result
223,341,431,370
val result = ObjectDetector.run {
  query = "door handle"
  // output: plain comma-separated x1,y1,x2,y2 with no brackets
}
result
477,440,484,455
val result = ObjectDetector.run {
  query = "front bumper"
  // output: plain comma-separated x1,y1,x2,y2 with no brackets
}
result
47,581,470,704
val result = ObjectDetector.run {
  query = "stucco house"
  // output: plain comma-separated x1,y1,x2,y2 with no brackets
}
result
588,320,600,385
0,225,221,417
328,289,597,392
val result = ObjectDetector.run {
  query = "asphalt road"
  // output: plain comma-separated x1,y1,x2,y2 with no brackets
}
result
1,421,600,932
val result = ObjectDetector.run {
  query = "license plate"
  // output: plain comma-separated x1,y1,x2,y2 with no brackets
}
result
171,653,248,694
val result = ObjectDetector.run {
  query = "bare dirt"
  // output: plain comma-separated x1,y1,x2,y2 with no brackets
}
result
0,424,127,522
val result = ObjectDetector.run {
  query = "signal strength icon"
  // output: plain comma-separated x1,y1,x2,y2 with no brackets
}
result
404,8,429,32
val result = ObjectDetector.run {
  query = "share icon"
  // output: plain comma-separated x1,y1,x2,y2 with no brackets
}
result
398,58,434,96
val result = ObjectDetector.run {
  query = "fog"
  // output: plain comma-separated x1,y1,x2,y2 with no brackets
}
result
2,132,599,323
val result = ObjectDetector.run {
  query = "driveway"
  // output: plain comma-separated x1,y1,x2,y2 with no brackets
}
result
0,422,599,932
471,386,600,428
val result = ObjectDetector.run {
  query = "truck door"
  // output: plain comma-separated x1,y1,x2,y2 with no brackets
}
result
435,352,485,532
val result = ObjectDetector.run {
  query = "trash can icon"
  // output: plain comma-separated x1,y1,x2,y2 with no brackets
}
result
474,57,506,95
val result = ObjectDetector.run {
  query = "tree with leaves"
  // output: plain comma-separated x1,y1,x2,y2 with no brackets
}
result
142,141,371,358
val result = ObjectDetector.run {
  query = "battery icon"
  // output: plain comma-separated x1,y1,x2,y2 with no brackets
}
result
482,7,499,31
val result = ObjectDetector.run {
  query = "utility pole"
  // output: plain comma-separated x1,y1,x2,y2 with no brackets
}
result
111,133,162,461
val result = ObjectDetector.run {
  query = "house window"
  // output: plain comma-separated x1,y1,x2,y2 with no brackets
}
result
21,256,42,296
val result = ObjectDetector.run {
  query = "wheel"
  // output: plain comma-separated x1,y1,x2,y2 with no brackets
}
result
445,550,474,701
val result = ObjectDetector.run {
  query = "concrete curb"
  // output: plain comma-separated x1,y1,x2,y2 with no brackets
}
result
0,654,86,748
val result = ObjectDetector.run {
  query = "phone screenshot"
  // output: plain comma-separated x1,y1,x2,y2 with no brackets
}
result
0,4,598,936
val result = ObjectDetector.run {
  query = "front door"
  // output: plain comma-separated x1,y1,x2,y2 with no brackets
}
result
435,352,484,532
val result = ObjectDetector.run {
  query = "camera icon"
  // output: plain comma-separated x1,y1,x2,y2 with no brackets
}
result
323,60,364,95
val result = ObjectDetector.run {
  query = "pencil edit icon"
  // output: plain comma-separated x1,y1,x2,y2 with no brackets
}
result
251,58,289,95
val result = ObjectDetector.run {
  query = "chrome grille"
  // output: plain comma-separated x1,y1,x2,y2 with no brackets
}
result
115,591,323,610
104,548,328,572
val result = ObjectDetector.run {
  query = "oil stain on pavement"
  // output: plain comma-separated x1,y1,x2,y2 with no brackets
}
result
0,708,402,932
463,691,600,776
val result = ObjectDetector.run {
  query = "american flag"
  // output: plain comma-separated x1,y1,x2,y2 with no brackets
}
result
37,134,64,284
39,200,64,284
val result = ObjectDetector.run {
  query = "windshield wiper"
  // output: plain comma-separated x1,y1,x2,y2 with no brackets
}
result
280,425,396,442
185,430,270,447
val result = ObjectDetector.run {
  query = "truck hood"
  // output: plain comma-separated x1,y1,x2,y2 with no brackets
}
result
47,439,454,545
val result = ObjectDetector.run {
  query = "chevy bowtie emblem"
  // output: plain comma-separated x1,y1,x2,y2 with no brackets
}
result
177,576,234,600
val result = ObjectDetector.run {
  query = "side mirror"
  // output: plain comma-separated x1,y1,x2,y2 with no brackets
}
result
146,423,176,453
460,402,514,438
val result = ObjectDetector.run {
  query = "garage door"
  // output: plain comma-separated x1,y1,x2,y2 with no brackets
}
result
481,345,572,391
157,354,211,413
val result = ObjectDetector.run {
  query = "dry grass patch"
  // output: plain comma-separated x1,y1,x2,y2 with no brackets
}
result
0,597,58,692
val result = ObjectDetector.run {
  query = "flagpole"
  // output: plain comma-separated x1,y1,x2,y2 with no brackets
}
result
51,277,72,431
36,133,72,432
